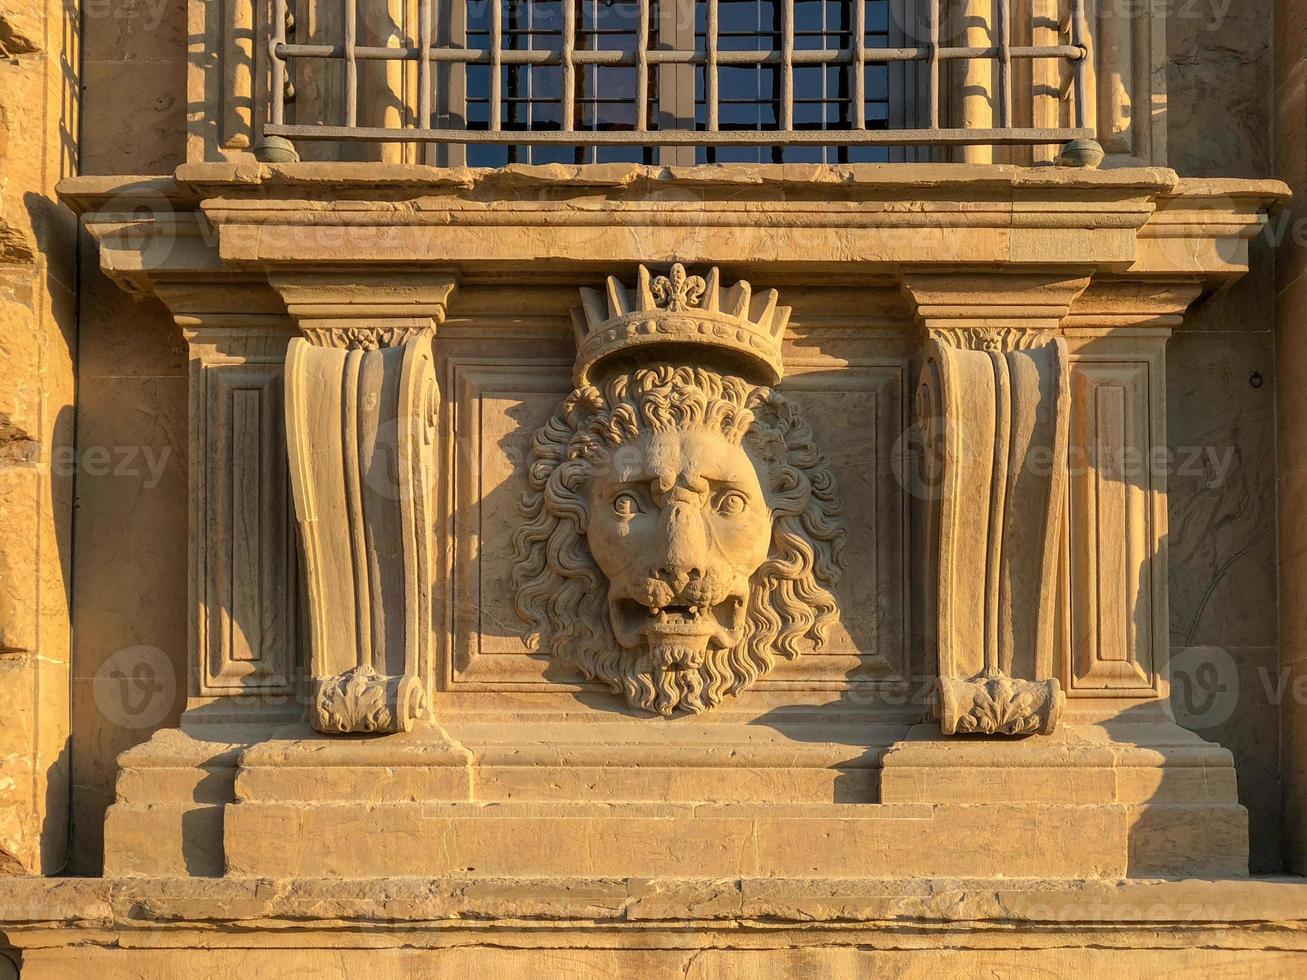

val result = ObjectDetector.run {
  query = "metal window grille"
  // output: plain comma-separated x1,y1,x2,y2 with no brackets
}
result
266,0,1093,161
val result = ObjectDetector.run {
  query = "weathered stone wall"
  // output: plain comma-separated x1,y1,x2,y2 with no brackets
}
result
1166,0,1282,872
68,0,189,873
0,0,78,874
1276,0,1307,876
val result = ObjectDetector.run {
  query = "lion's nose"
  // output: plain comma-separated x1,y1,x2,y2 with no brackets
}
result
655,563,703,591
657,500,707,590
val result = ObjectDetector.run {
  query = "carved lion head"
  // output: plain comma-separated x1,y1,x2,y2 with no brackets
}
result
512,364,846,716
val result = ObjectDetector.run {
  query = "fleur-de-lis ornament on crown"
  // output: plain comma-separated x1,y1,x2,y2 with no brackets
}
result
650,263,706,312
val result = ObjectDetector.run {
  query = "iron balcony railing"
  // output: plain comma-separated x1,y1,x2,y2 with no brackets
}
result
262,0,1094,157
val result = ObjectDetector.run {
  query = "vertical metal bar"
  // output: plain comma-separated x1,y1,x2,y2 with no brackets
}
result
419,0,433,129
344,0,358,127
707,0,720,131
490,0,503,131
563,0,576,132
514,0,525,141
1070,0,1089,129
852,0,866,130
635,0,650,131
996,0,1011,128
926,0,939,128
270,0,287,125
780,0,794,131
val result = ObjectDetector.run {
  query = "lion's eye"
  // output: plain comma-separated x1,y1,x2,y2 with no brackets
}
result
613,492,642,519
714,490,748,517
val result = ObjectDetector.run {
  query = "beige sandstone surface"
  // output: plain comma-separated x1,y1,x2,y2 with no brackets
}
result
6,0,1307,972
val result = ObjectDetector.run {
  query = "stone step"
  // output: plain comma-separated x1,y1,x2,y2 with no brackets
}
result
232,721,902,804
221,798,1246,879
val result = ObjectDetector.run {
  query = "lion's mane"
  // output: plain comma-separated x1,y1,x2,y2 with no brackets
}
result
512,364,846,715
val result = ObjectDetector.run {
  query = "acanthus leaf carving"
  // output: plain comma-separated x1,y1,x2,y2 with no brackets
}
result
314,666,396,734
300,325,431,351
928,326,1057,352
938,671,1065,736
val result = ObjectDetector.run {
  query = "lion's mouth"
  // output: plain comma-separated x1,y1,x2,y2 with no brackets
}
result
609,594,746,654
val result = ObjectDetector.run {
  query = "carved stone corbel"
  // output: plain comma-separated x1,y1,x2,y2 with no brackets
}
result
278,273,455,734
906,276,1088,736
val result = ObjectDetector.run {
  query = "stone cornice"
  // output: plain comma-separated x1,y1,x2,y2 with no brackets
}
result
57,164,1288,315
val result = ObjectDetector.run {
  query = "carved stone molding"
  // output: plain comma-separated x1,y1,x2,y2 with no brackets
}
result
927,327,1057,352
285,329,439,734
299,325,431,350
915,314,1072,737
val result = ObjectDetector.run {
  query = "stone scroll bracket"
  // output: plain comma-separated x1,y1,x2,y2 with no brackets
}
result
275,272,457,734
903,275,1091,736
919,335,1069,735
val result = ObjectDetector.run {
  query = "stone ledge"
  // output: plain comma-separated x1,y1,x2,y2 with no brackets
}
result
134,161,1191,199
3,876,1307,942
56,163,1289,213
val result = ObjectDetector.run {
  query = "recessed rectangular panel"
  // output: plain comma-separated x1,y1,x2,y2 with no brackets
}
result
447,360,576,687
202,366,296,693
772,363,909,685
1067,360,1157,694
444,354,909,691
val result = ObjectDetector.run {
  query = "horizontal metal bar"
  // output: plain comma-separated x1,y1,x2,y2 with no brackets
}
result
274,42,1086,67
267,122,1094,147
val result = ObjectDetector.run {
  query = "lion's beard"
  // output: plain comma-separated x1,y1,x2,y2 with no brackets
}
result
620,640,758,717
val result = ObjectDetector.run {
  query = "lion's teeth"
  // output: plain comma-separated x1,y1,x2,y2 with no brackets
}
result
651,606,662,616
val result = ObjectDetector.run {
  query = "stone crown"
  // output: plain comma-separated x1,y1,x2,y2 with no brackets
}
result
571,264,790,385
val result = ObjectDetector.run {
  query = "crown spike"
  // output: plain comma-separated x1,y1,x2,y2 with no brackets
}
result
771,305,791,343
702,268,721,312
636,265,656,311
725,280,752,320
606,275,631,317
752,288,780,336
579,288,609,339
569,307,591,351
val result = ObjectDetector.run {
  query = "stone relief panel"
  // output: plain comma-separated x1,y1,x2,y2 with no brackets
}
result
768,364,908,688
440,349,909,699
200,365,296,692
